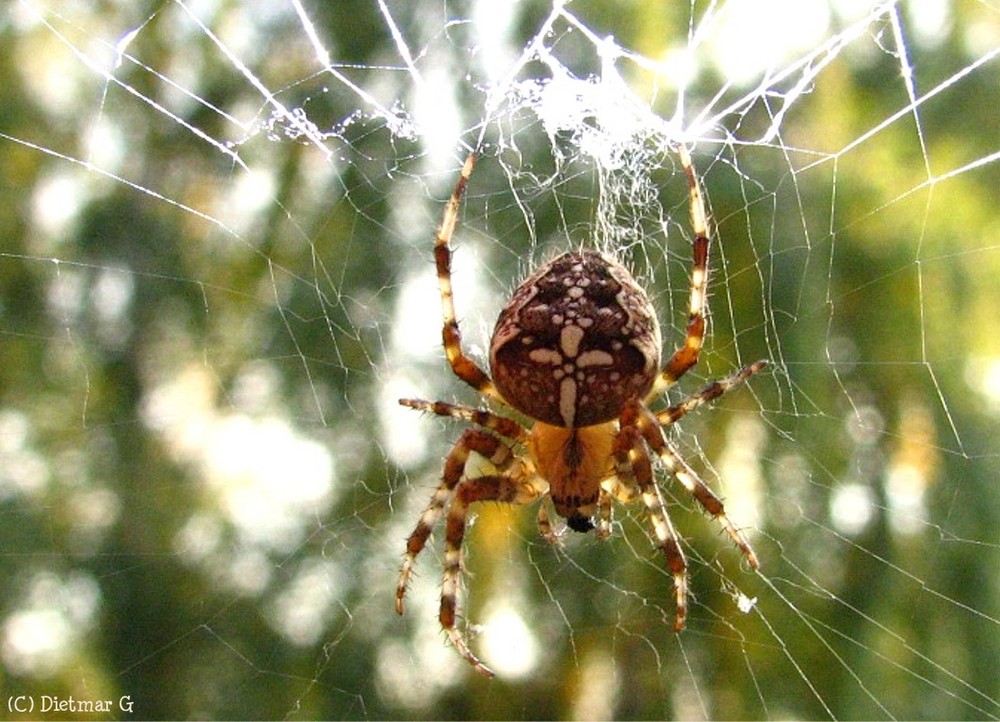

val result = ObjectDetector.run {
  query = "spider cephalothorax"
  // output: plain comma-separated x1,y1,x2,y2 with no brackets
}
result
396,147,767,677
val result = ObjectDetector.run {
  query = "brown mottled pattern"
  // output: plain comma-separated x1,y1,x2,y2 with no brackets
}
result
490,250,661,427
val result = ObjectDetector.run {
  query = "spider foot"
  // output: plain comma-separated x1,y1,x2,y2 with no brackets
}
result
446,625,495,678
395,558,415,615
674,610,687,633
717,516,761,570
594,510,614,540
536,505,564,546
672,571,688,632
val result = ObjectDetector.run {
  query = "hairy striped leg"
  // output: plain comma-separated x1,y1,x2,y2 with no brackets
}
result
398,398,527,444
395,428,517,616
646,144,712,401
633,403,761,570
596,462,644,539
595,487,614,539
655,360,768,428
398,399,564,544
612,417,690,630
431,153,504,403
535,503,560,544
439,474,544,677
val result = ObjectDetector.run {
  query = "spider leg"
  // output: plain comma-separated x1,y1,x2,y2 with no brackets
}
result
595,456,645,539
613,416,689,631
396,428,515,616
595,485,613,539
632,403,760,570
646,144,710,402
433,153,504,403
441,474,544,678
656,359,768,427
399,398,528,444
536,502,560,545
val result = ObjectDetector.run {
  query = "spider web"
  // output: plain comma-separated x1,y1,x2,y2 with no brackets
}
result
1,0,997,719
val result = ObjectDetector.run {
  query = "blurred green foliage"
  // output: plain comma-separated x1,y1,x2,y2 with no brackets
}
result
0,1,997,720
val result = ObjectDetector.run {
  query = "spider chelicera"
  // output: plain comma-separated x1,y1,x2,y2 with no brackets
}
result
396,146,767,677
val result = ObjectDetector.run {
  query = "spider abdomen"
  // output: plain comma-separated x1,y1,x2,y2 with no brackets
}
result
490,251,662,427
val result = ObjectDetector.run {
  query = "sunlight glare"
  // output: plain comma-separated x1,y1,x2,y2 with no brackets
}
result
480,604,540,679
379,375,433,467
716,416,766,532
708,0,831,85
885,397,937,537
829,482,875,536
906,0,952,48
885,464,928,536
32,171,85,243
415,67,463,166
1,609,71,676
142,364,336,557
390,270,442,364
473,0,517,84
0,572,100,677
965,355,1000,417
266,558,343,646
0,411,48,499
83,116,127,175
570,650,619,720
205,415,334,551
217,167,276,235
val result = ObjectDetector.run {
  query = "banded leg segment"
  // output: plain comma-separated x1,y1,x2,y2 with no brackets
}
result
632,403,760,570
440,474,544,677
536,503,559,544
399,398,527,444
655,359,768,427
646,144,711,402
433,153,503,402
395,428,515,615
613,420,690,630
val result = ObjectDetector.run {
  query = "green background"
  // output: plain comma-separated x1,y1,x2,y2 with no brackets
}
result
0,1,997,719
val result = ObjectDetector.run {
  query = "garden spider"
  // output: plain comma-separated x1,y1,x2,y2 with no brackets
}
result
396,146,767,677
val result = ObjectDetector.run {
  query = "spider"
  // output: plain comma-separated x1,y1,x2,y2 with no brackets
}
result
396,146,767,677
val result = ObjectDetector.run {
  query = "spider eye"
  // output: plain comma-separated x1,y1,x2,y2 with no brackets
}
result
566,513,595,533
